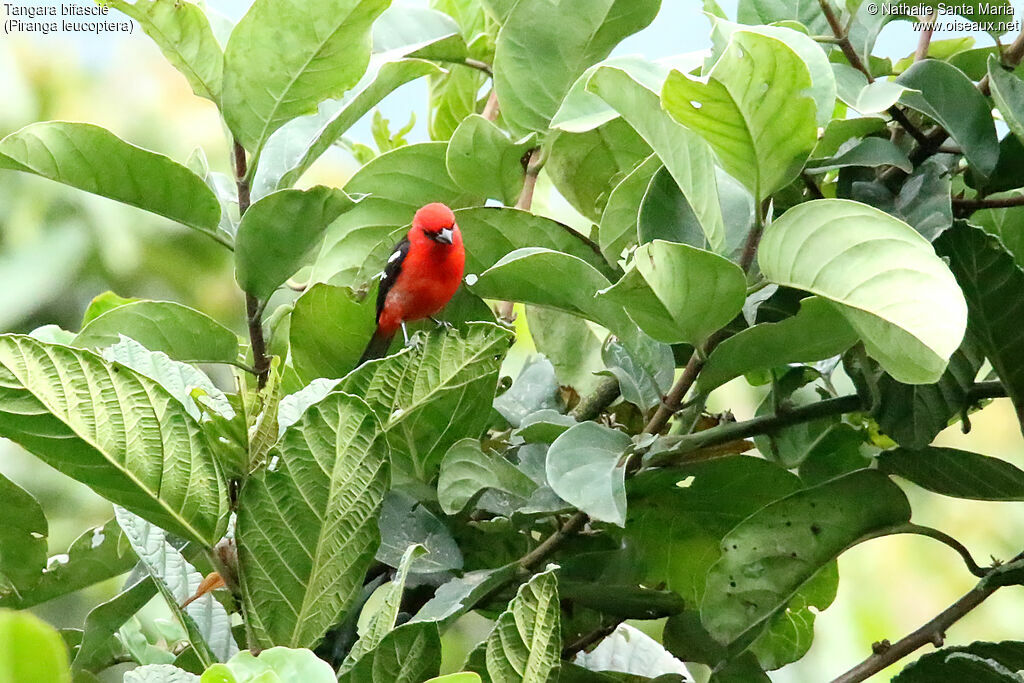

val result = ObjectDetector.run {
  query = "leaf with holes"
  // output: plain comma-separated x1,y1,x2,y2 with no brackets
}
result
701,470,911,647
237,392,388,649
0,473,47,591
759,199,967,384
0,336,228,546
661,30,817,202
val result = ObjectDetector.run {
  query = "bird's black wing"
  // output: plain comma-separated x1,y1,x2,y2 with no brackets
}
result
376,236,410,320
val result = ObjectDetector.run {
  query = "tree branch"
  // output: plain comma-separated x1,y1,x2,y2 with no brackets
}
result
516,147,544,210
914,11,936,62
570,376,621,421
953,194,1024,211
831,550,1024,683
233,140,271,389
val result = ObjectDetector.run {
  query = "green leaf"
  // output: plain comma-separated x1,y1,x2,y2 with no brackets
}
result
289,284,377,383
587,66,726,253
337,623,442,683
574,624,690,678
989,56,1024,147
897,60,999,179
0,122,221,239
545,120,652,223
438,438,538,515
483,567,560,683
124,664,199,683
599,154,662,262
973,196,1024,267
338,323,512,479
879,447,1024,501
376,490,463,573
312,142,480,287
701,469,911,647
735,0,828,35
372,6,467,59
494,356,563,427
114,509,237,665
342,545,427,671
447,115,535,204
75,301,239,365
200,648,336,683
105,0,223,102
597,240,746,346
256,58,442,197
428,66,488,141
73,576,157,672
699,297,859,393
470,249,631,337
492,0,659,135
410,565,518,627
237,392,388,648
600,335,674,412
805,137,912,174
894,642,1024,682
221,0,391,153
875,337,984,449
0,336,229,546
425,675,482,683
758,199,967,384
525,307,605,396
938,223,1024,425
235,187,357,301
624,458,801,606
546,422,631,526
0,519,135,611
0,473,47,590
661,30,817,202
0,609,71,683
851,158,953,241
457,207,616,281
637,166,705,249
81,291,139,326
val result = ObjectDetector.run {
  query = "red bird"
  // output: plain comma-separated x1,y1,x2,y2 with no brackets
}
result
358,203,465,365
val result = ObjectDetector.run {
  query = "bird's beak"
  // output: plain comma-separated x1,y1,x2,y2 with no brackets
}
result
434,227,454,245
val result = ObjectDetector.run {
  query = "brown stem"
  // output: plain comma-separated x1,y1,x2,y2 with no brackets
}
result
818,0,872,81
482,90,500,122
570,376,621,421
233,140,270,389
563,620,624,659
516,147,543,210
518,512,588,571
953,194,1024,211
831,550,1024,683
914,12,935,62
643,351,706,437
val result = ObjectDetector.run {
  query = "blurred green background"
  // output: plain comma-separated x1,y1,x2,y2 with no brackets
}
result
2,1,1024,680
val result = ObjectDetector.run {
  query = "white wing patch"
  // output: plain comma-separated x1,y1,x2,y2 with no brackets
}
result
387,249,403,264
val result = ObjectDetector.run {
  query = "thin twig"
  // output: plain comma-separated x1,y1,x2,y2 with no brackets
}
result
482,89,500,121
563,620,624,659
953,195,1024,211
233,140,271,389
831,550,1024,683
914,11,936,62
462,57,493,76
516,147,544,210
570,376,621,421
818,0,872,81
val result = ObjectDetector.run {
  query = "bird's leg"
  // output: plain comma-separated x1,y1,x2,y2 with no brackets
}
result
429,316,455,330
401,322,410,345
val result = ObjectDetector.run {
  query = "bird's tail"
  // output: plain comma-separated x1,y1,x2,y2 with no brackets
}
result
357,329,395,367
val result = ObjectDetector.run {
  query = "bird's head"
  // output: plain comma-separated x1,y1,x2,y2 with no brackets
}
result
412,202,459,245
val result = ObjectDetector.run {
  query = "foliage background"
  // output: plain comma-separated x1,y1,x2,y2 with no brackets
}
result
2,0,1024,680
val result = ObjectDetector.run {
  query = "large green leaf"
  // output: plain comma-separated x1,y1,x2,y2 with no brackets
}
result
879,447,1024,501
0,123,221,239
0,519,135,610
526,307,605,396
701,470,911,646
311,142,481,287
238,391,388,648
469,248,631,334
0,473,47,590
492,0,660,135
661,30,817,202
447,115,535,205
73,575,157,672
546,422,632,526
200,647,336,683
235,187,358,301
597,240,746,346
222,0,392,153
0,336,229,546
894,641,1024,682
897,60,999,179
457,207,617,282
936,222,1024,425
0,609,71,683
256,58,442,197
438,439,538,515
758,199,967,384
410,566,519,627
289,284,377,383
338,323,512,479
875,337,984,449
587,66,725,252
481,568,560,683
698,297,859,393
599,154,662,263
105,0,223,102
989,56,1024,147
115,509,237,665
75,301,239,365
624,458,801,606
337,622,442,683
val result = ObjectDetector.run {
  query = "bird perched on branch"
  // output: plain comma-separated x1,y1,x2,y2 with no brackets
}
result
358,202,465,365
